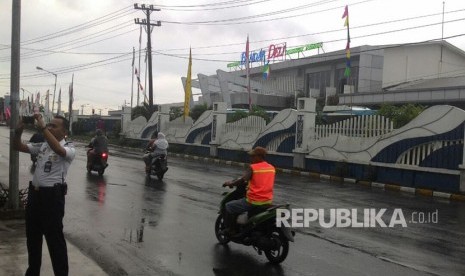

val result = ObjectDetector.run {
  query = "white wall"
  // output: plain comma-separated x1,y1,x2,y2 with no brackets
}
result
383,43,465,88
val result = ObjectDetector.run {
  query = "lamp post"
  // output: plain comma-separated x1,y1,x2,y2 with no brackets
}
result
36,66,57,115
20,87,32,100
80,104,89,115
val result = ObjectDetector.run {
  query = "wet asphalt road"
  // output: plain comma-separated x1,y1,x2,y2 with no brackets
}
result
1,127,465,276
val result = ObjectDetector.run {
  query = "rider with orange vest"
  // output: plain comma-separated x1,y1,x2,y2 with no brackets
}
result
222,146,276,235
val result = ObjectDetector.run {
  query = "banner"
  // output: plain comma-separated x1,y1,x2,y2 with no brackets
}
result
342,5,351,78
68,74,74,130
184,48,192,121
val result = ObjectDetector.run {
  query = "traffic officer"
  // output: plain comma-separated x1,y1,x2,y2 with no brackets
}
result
14,114,75,276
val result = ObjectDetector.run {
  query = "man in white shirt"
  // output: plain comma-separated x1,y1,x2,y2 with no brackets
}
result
14,114,75,276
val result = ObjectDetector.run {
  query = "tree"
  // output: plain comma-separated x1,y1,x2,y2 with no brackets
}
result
170,106,183,121
249,105,270,123
377,103,425,128
131,102,154,121
189,103,209,121
227,110,248,123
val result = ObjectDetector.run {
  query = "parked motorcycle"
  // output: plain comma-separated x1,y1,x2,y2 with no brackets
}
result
214,184,294,264
86,146,109,176
146,153,168,180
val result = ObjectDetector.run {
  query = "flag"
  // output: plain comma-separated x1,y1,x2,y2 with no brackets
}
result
342,5,351,78
68,74,74,128
262,61,270,80
245,35,251,111
35,92,40,105
342,5,349,26
135,68,144,91
5,107,10,120
33,92,40,114
57,87,62,115
184,48,192,121
45,89,50,115
132,47,135,67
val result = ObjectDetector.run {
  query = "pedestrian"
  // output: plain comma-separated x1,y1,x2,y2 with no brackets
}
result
14,114,75,276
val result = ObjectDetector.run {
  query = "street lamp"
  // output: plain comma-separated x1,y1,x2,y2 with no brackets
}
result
20,87,32,100
36,66,57,115
80,104,90,115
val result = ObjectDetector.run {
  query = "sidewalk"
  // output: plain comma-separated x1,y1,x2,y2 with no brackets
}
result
0,219,107,276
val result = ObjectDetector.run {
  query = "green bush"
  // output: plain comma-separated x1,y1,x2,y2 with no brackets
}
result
377,103,426,128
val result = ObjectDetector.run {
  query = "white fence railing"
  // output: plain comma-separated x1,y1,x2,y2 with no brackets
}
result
397,140,463,166
221,116,266,136
313,115,394,140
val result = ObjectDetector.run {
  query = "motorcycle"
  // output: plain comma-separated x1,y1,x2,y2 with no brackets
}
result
86,146,109,176
146,153,168,180
214,184,295,264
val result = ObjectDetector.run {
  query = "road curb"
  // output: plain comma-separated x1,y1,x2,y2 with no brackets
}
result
172,153,465,202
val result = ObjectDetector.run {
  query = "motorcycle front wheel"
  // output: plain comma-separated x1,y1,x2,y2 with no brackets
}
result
264,230,289,264
214,214,230,245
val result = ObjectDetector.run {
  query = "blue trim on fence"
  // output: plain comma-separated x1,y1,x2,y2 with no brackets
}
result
172,143,210,156
185,123,212,144
264,154,294,169
419,144,463,170
201,131,212,145
218,148,249,162
372,123,464,166
141,124,158,139
277,136,296,153
253,123,296,153
376,166,459,193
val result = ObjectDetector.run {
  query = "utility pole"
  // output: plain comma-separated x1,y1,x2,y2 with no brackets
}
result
8,0,21,210
134,3,161,112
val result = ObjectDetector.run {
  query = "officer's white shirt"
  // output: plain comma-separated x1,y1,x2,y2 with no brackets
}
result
27,139,76,188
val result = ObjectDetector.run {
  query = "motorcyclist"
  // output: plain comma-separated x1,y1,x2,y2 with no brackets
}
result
143,132,169,173
87,128,108,169
222,146,276,236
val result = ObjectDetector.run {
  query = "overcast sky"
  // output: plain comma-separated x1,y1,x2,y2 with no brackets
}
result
1,0,465,114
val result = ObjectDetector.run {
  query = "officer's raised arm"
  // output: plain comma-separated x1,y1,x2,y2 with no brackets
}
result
13,117,31,153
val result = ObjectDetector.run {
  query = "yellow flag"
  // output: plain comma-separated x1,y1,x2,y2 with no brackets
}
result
184,48,192,121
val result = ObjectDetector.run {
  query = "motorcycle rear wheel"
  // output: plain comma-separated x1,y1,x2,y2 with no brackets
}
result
264,230,289,264
215,214,230,245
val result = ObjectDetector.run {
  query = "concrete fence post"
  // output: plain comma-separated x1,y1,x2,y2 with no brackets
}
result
158,105,170,133
121,106,132,135
293,97,316,169
210,102,227,157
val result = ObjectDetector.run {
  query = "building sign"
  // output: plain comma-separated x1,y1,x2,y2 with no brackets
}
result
227,42,323,69
240,49,266,65
286,42,323,56
268,43,287,60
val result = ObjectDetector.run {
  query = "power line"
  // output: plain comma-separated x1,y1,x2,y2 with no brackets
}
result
21,6,134,46
0,24,138,62
163,0,344,25
5,7,463,60
152,0,274,11
151,0,262,8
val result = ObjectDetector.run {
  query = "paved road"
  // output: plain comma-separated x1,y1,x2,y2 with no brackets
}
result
1,126,464,276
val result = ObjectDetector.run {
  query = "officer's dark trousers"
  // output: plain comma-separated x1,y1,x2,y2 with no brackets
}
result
25,184,68,276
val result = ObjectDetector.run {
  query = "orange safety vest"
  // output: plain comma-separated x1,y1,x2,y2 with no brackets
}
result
246,161,276,205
